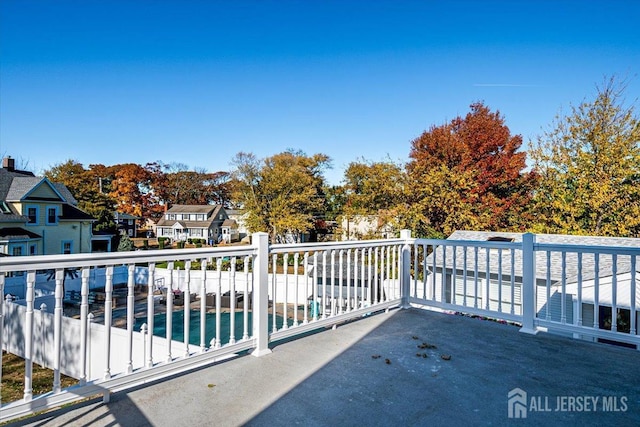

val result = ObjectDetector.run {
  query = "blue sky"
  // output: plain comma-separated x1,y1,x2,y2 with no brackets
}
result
1,1,638,185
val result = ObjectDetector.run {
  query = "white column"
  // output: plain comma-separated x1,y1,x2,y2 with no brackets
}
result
400,229,412,309
252,232,271,356
520,233,538,334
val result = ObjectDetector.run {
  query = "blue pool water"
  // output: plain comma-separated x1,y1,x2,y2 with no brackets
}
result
134,310,288,345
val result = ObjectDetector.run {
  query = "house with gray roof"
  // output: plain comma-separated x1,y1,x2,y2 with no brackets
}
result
156,204,237,244
428,230,640,344
0,157,96,256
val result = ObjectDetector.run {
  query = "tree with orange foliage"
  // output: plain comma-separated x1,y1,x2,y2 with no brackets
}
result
108,163,153,218
405,102,536,236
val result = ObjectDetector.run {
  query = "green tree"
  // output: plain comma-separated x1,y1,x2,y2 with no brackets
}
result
341,159,405,238
231,150,331,243
530,77,640,237
117,234,134,251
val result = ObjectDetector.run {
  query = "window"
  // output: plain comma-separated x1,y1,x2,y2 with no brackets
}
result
46,206,58,225
26,206,39,224
12,246,23,256
62,241,72,254
487,236,514,242
30,244,37,256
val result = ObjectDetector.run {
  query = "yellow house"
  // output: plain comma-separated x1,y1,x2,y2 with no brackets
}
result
0,157,95,256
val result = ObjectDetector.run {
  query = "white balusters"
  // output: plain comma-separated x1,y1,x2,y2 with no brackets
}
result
330,250,336,316
23,271,35,400
202,260,210,351
630,255,637,336
214,258,221,349
510,248,515,315
451,246,457,306
104,266,114,379
272,254,278,330
484,247,490,311
80,267,90,382
594,253,600,329
303,252,309,323
462,246,468,307
321,251,327,319
561,252,567,324
243,256,250,340
346,249,352,312
184,261,191,357
294,253,300,325
283,254,289,329
473,247,479,309
166,262,174,362
338,250,344,314
126,264,135,374
497,248,503,313
146,263,155,368
229,257,237,343
611,254,618,332
312,252,318,320
53,269,63,391
577,253,583,327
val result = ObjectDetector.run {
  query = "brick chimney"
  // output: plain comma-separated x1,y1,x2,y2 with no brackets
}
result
2,157,15,171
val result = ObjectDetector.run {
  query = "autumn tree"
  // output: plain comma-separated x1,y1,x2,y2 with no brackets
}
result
44,160,117,234
231,150,330,243
108,163,154,218
151,162,231,208
405,102,536,237
530,77,640,237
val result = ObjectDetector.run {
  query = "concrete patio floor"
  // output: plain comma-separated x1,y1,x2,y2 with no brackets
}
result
8,307,640,426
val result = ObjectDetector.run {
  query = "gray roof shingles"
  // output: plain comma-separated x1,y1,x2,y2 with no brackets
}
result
433,230,640,284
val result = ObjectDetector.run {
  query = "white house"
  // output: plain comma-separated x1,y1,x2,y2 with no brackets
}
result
341,214,395,240
155,204,238,243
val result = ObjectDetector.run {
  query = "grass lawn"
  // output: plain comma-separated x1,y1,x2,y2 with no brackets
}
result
1,352,77,403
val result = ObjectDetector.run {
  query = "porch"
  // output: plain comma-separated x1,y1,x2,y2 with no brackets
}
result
1,230,639,424
10,307,640,426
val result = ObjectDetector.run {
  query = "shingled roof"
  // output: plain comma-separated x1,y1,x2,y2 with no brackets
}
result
431,230,640,284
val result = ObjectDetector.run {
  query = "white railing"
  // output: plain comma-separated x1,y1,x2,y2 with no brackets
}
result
1,230,638,422
0,233,403,422
407,232,640,346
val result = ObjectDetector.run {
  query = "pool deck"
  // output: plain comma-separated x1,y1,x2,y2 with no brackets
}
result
8,307,640,426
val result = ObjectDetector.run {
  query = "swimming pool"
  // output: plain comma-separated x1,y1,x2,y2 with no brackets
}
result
134,311,287,346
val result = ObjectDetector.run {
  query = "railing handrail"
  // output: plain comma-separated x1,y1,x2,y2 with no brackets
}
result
270,238,407,254
534,242,640,256
0,246,257,272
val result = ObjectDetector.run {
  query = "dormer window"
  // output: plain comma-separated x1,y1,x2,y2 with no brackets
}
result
487,236,514,242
